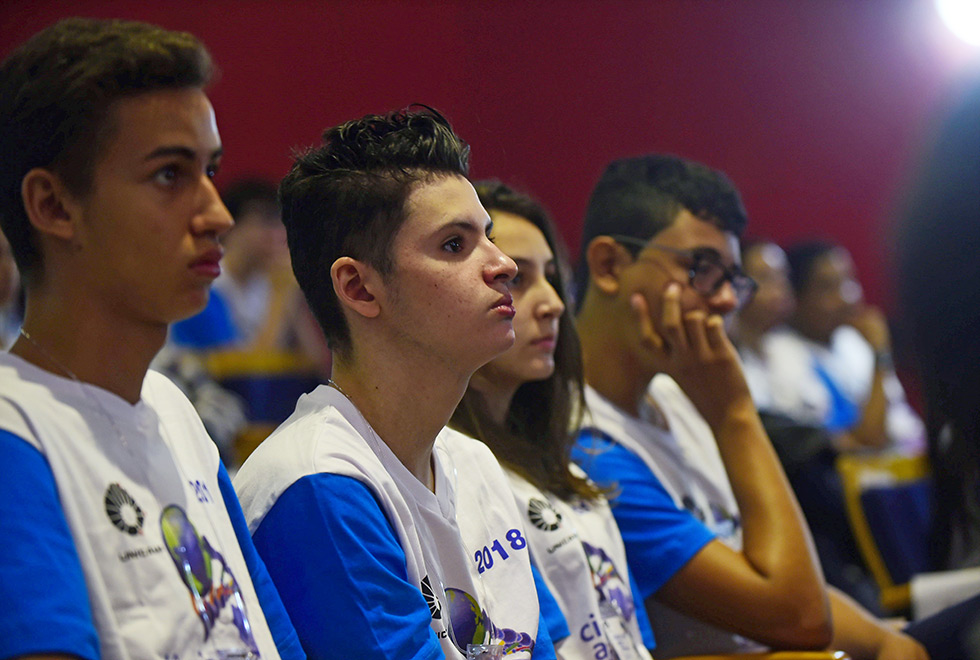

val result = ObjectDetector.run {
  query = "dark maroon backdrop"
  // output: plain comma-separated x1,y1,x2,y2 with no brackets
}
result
2,0,978,309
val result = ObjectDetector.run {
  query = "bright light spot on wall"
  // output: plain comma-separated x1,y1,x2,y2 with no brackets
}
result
936,0,980,46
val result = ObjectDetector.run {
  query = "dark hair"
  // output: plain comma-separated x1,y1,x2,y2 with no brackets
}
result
451,181,601,501
222,178,280,221
0,17,213,283
574,154,749,304
784,240,837,296
278,106,470,357
897,78,980,569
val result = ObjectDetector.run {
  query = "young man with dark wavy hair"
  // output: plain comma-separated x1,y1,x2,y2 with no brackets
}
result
234,108,557,660
0,18,302,660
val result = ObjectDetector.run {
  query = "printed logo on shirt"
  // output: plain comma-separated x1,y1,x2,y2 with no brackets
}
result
582,541,635,623
444,587,535,657
104,482,144,535
421,575,442,620
527,497,562,531
160,505,261,656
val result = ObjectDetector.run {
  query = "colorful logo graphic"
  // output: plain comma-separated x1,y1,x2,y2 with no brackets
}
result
104,483,144,535
160,505,260,656
582,541,635,622
444,587,534,657
527,498,562,531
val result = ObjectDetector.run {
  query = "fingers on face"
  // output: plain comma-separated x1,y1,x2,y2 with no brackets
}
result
659,283,686,352
630,292,663,350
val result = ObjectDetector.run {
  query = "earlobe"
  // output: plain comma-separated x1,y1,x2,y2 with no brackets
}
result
331,257,381,320
21,168,78,241
587,236,628,296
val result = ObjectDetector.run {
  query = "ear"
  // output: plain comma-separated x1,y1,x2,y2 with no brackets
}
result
586,236,631,296
331,256,381,320
21,168,80,242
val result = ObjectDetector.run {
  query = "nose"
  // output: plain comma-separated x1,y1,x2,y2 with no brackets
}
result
536,280,566,320
485,240,518,286
707,279,739,316
193,174,234,238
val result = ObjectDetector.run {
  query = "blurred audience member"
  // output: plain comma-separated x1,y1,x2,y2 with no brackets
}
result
171,178,302,350
732,239,795,408
735,239,881,614
764,241,924,455
898,76,980,572
0,230,21,349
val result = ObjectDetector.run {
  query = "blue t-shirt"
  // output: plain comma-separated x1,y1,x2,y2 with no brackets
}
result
571,430,715,599
252,473,557,660
0,429,303,660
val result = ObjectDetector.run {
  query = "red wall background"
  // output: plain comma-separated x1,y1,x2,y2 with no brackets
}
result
2,0,977,310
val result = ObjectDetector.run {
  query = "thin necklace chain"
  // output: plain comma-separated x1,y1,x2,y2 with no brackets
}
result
19,327,130,451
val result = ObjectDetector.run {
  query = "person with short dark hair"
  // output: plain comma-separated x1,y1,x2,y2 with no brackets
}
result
762,241,925,455
0,18,302,660
233,109,555,660
571,154,927,659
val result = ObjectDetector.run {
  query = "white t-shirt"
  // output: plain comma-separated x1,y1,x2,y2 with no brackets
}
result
584,377,761,657
762,326,925,454
0,352,280,660
234,385,541,659
505,467,652,660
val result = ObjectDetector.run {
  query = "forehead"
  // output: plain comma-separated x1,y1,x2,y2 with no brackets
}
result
96,87,220,166
398,174,489,239
489,210,552,260
651,208,740,264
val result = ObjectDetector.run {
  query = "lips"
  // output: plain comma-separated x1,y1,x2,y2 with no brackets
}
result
493,292,516,318
189,248,223,278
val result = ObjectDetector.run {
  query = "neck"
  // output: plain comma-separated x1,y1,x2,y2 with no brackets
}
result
12,289,166,404
467,370,519,426
329,342,473,491
790,317,831,346
577,304,652,417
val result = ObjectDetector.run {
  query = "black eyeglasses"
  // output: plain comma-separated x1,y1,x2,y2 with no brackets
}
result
610,235,758,310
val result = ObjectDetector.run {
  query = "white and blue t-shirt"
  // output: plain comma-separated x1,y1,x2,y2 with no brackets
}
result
573,376,762,658
233,385,554,660
0,352,301,660
505,466,655,660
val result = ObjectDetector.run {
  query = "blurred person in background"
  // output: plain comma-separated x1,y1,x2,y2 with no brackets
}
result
734,238,881,615
764,240,924,456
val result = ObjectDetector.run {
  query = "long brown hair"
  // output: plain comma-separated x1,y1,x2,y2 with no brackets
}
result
451,180,601,501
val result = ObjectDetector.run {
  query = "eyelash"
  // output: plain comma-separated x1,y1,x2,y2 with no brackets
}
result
443,237,463,253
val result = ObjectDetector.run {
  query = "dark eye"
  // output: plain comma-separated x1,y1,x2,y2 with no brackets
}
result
206,163,219,179
508,272,524,288
443,237,463,253
154,165,179,185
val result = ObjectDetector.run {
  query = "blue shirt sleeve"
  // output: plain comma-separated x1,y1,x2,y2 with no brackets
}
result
530,563,569,646
251,474,443,660
629,567,657,650
217,463,305,660
0,429,100,660
571,429,715,599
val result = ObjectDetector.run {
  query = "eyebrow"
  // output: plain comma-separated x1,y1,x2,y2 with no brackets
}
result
144,145,223,162
438,218,492,235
